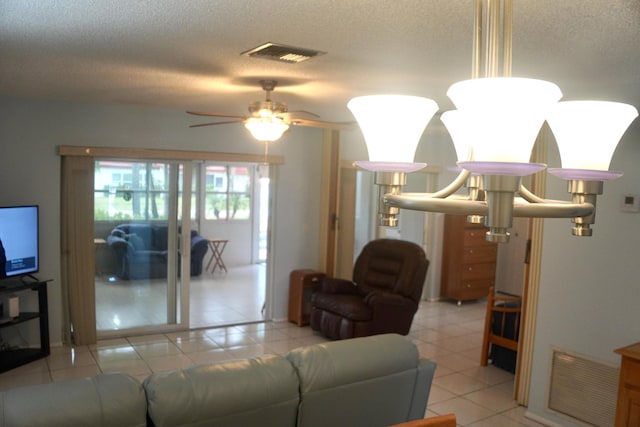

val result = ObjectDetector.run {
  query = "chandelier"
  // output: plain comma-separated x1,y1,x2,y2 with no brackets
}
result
348,0,638,243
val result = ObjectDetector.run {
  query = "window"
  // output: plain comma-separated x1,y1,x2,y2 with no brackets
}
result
204,164,251,220
94,160,198,221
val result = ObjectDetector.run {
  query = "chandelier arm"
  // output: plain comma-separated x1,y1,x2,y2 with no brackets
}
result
384,193,594,219
384,193,487,216
512,198,594,218
428,169,471,198
518,183,582,205
518,183,548,203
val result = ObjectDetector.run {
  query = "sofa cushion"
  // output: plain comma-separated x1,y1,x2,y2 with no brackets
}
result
126,233,145,251
143,355,300,427
286,333,436,427
0,373,146,427
108,223,208,279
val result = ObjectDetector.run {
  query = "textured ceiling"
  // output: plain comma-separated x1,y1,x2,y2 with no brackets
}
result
1,0,639,123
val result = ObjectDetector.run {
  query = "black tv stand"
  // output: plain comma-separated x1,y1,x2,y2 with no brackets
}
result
0,278,50,373
19,274,49,285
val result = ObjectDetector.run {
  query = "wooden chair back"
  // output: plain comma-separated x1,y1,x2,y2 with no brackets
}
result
388,413,457,427
480,286,522,366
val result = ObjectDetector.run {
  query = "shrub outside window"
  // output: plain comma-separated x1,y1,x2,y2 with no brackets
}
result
205,164,251,221
94,161,197,221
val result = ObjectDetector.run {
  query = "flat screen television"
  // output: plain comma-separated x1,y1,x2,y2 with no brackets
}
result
0,205,39,279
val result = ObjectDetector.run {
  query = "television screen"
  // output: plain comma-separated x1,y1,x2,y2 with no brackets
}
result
0,205,39,278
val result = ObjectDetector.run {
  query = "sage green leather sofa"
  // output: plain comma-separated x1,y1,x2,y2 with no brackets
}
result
0,334,436,427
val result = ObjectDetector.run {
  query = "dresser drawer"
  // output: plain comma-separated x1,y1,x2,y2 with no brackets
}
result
441,214,498,303
461,262,496,280
458,279,493,300
463,245,498,264
463,228,490,246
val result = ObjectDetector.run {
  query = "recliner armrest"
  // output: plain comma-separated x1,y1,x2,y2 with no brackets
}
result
364,291,410,306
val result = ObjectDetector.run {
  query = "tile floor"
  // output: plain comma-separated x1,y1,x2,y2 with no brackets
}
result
0,267,545,426
95,264,267,330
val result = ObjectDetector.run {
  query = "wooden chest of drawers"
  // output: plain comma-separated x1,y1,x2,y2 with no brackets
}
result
440,215,497,304
615,342,640,426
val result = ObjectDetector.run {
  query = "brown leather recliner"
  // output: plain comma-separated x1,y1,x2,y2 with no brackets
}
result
310,238,429,340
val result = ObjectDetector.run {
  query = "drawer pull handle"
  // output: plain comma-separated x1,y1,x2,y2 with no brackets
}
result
468,267,473,271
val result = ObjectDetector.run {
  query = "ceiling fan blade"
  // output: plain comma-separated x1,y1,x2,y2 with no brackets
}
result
189,119,247,128
291,118,356,131
187,110,247,119
282,110,321,120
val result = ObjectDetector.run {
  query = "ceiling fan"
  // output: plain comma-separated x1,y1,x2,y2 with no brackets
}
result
187,80,352,137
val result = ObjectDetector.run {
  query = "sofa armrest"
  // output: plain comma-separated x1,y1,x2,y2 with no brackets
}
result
190,235,208,252
107,235,133,256
0,373,146,427
408,358,437,420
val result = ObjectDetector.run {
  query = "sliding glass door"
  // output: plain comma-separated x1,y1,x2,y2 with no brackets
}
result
94,160,195,334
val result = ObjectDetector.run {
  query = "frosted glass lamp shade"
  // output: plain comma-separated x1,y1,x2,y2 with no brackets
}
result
547,101,638,171
441,110,473,162
245,117,290,142
446,78,563,164
348,95,439,166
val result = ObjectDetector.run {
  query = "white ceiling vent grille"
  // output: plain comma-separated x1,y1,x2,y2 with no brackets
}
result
547,348,619,427
241,42,326,63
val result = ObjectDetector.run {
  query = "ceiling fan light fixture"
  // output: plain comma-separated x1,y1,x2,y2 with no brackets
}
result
249,100,288,117
244,117,290,142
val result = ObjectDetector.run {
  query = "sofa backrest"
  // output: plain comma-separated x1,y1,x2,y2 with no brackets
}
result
0,336,435,427
0,373,146,427
112,224,200,252
143,354,300,427
285,333,436,427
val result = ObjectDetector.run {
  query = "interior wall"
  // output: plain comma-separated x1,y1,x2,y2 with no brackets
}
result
526,121,640,425
0,95,323,343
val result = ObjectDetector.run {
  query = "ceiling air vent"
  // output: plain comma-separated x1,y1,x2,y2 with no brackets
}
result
241,42,326,64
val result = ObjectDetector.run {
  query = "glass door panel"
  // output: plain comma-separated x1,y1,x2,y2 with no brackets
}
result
93,160,189,333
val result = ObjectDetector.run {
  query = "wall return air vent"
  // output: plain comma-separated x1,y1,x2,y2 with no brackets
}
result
547,347,619,426
241,42,326,64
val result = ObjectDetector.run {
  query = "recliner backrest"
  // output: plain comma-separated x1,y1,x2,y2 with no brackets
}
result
353,239,428,302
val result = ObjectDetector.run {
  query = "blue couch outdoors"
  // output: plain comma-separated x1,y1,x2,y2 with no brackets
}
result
106,223,209,280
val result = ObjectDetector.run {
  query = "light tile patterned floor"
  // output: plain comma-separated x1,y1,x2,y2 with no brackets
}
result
0,266,545,426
